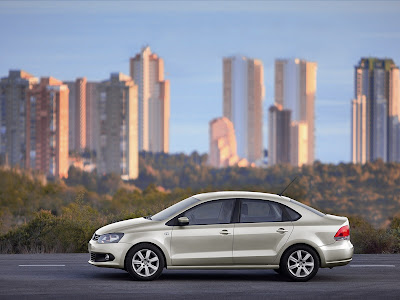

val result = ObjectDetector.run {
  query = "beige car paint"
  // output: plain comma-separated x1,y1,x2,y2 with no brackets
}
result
88,191,354,271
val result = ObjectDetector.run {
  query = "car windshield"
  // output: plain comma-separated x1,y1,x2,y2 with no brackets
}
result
151,197,200,221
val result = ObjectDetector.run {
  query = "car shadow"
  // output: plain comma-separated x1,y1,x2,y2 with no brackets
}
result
90,269,347,283
159,270,285,282
91,269,286,282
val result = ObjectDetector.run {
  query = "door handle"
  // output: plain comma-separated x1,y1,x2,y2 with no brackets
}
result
276,228,288,234
220,229,230,235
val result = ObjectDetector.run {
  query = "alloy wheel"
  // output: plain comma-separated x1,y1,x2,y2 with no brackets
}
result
287,249,315,278
132,249,160,277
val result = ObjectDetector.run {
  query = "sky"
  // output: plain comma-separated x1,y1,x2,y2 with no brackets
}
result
1,0,400,163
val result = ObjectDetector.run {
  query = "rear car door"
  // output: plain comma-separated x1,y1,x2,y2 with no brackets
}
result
233,199,294,265
169,199,236,266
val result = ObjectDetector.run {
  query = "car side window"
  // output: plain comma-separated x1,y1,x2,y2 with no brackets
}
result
181,199,235,225
284,206,301,221
240,199,284,223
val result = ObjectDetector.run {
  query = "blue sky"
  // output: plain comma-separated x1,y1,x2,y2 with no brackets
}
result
1,0,400,163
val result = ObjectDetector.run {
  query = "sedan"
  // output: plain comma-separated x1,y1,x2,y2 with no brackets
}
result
88,191,353,281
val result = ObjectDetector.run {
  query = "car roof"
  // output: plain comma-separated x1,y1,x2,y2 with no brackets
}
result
192,191,292,203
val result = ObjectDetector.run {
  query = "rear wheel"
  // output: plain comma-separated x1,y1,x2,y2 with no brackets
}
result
281,245,319,282
125,244,165,281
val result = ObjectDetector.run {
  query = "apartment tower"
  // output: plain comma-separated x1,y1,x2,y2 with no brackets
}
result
209,117,241,168
86,81,100,154
65,77,87,152
26,77,69,178
0,70,38,167
130,46,170,153
352,58,400,163
270,58,317,166
97,73,138,180
268,104,291,165
223,55,265,163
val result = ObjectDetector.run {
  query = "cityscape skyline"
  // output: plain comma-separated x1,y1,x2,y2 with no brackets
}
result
1,1,400,163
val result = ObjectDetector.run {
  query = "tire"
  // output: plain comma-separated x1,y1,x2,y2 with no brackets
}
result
280,245,319,282
125,243,165,281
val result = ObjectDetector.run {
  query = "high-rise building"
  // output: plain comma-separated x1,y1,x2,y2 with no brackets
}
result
351,96,367,164
223,55,265,163
290,121,308,167
98,73,138,180
86,81,100,154
26,77,69,178
273,58,317,165
130,46,170,153
0,70,38,167
351,58,400,163
268,104,291,165
209,117,241,168
65,77,86,152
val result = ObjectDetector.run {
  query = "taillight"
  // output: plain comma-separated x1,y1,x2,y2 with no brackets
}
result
334,225,350,241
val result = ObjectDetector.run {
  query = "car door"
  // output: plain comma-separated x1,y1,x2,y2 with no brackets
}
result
233,199,294,265
170,199,236,266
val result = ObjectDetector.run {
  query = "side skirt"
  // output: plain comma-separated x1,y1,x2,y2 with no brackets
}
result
167,265,280,270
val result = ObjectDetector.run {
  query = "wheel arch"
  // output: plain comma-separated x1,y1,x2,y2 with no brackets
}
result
124,242,168,270
279,242,322,267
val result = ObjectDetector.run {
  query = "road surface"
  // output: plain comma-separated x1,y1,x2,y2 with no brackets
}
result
0,254,399,299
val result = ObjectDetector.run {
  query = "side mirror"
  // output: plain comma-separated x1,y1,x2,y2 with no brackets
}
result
177,216,189,226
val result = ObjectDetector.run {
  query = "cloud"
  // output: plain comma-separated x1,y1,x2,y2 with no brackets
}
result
317,123,350,136
1,1,400,15
317,99,349,107
360,32,400,39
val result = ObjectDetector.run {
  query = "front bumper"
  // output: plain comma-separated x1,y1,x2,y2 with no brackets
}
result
88,239,132,269
319,240,354,268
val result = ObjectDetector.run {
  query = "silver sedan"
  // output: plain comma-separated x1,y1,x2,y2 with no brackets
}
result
88,191,353,281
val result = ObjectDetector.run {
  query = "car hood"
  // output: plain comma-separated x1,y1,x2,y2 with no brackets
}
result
96,217,152,235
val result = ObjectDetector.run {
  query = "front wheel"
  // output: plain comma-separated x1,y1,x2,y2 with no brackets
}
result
125,244,165,281
280,245,319,282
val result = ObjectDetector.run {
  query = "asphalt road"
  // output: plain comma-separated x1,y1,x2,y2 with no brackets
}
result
0,254,399,299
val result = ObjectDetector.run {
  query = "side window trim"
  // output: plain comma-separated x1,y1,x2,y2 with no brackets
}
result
230,198,240,223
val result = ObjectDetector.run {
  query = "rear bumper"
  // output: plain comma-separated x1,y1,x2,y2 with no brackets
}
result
319,240,354,268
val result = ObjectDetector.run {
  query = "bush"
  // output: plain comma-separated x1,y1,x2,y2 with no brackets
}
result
349,216,399,254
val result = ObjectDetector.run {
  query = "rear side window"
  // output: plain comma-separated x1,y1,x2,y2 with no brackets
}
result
240,199,284,223
283,206,301,221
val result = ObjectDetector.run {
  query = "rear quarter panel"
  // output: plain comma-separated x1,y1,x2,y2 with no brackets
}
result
276,202,349,266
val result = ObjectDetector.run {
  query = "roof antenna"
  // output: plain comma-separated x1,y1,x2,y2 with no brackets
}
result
279,177,297,197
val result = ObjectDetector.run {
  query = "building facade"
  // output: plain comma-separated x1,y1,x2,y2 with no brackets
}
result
130,46,170,153
223,55,265,163
26,77,69,178
351,58,400,163
209,117,241,168
290,121,308,167
268,104,291,165
86,81,100,154
0,70,38,167
270,58,317,166
98,73,138,180
66,77,87,152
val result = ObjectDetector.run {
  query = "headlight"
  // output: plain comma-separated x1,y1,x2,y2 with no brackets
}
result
97,233,124,244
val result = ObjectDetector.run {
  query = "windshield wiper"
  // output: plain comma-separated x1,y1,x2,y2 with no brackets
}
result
144,215,152,220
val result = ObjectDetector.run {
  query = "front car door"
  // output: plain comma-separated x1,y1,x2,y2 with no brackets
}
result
169,199,236,266
233,199,294,265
